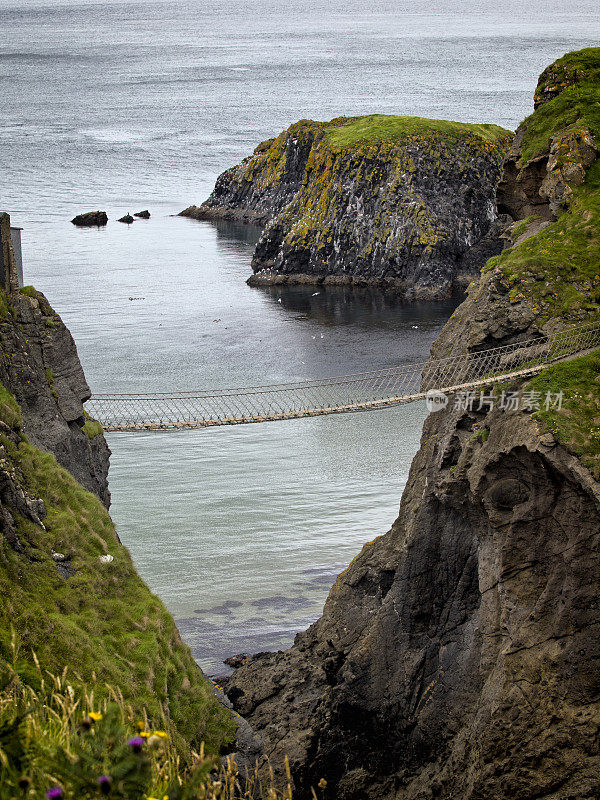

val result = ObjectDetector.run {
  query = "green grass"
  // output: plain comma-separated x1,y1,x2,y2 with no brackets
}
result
0,664,284,800
0,382,235,759
82,410,103,440
19,285,38,299
325,114,512,149
0,382,22,430
519,86,600,166
520,47,600,165
0,287,13,319
18,285,56,317
483,158,600,323
526,350,600,478
509,215,539,243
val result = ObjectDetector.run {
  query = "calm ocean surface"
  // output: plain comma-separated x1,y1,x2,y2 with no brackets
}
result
2,0,600,673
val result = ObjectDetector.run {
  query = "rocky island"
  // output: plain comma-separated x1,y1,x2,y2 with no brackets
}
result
181,116,512,299
221,47,600,799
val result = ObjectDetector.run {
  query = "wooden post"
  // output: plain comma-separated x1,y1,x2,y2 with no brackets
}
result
0,212,19,294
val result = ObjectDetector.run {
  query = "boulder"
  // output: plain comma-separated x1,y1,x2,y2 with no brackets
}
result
118,213,134,224
71,211,108,227
134,209,151,219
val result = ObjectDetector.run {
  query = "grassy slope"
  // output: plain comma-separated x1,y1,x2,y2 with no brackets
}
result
526,352,600,479
524,47,600,163
483,48,600,476
483,158,600,321
0,384,235,757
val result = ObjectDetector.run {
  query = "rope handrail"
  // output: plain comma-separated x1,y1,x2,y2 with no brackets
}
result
85,320,600,431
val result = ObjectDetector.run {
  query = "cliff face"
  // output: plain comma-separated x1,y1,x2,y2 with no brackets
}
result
181,117,511,299
224,48,600,799
0,288,110,506
0,283,237,758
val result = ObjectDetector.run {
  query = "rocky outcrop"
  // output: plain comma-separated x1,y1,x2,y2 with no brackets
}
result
498,47,599,224
71,211,108,226
181,117,511,299
224,49,600,799
497,125,597,223
118,213,134,224
134,209,151,219
0,288,110,506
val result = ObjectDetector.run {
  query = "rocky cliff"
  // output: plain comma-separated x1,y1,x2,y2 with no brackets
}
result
181,116,511,299
224,48,600,799
0,281,237,759
0,287,111,506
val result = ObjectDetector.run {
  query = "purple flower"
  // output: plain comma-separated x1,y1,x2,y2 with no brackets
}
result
46,788,63,800
97,775,112,795
127,736,145,753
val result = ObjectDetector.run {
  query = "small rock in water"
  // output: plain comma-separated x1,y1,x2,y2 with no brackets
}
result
71,211,108,226
118,213,134,224
134,209,151,219
99,554,114,563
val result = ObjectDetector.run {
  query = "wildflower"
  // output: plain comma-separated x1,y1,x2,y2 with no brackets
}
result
152,730,168,738
46,788,63,800
127,736,145,753
139,730,151,738
318,778,327,789
89,711,103,722
97,775,112,795
137,720,146,730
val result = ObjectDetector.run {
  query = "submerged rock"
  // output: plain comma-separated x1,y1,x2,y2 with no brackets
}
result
118,213,134,224
134,209,151,218
71,210,108,226
181,116,512,299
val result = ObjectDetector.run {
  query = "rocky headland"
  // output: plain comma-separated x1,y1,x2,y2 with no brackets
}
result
181,116,512,299
222,47,600,799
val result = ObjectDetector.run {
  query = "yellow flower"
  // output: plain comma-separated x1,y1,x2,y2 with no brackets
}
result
88,712,103,722
152,730,168,739
139,730,151,738
137,720,146,730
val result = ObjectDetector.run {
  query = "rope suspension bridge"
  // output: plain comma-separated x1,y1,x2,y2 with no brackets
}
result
86,321,600,433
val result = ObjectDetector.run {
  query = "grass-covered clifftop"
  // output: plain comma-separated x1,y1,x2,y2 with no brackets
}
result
323,114,508,149
182,114,511,299
0,378,235,759
438,48,600,344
